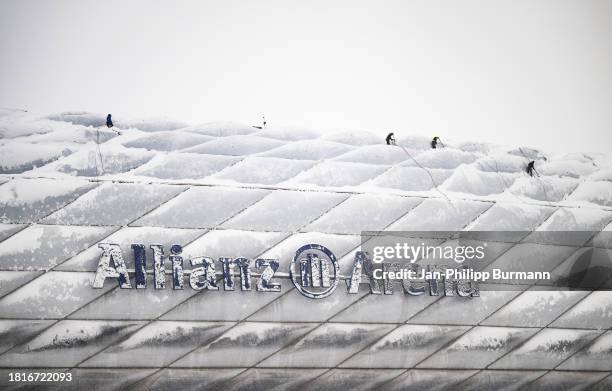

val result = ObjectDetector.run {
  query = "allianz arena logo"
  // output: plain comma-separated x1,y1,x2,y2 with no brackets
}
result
91,242,481,299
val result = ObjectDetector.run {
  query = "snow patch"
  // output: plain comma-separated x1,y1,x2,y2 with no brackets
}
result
183,135,284,156
260,139,354,160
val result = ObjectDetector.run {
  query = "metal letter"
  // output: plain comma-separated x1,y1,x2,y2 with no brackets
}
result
190,256,219,291
132,244,146,289
150,244,166,289
170,245,184,290
93,243,132,289
255,259,281,292
347,251,381,294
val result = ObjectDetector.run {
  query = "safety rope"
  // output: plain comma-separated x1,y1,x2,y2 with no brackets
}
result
95,128,105,177
396,144,454,205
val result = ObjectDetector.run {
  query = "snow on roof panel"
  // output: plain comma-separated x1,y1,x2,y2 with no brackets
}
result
539,159,598,178
0,110,56,138
407,288,523,325
306,369,404,390
133,186,270,229
341,324,469,368
396,135,434,151
441,165,515,196
221,190,349,232
183,229,288,261
419,326,538,369
481,289,590,327
48,144,155,176
383,369,478,391
247,287,368,322
288,161,390,187
0,320,144,368
81,321,233,368
179,122,258,137
160,287,283,322
43,182,187,226
542,247,612,290
47,111,188,131
320,130,381,146
475,153,526,173
402,148,479,169
489,328,602,370
386,199,493,231
566,180,612,207
122,131,214,151
212,156,317,185
536,207,612,232
0,223,26,242
558,330,612,371
257,232,360,270
0,319,55,355
551,291,612,329
254,126,322,141
0,270,42,298
590,167,612,181
68,280,200,320
56,226,206,272
466,202,556,231
331,290,440,323
0,271,115,319
258,323,395,368
334,144,411,165
131,153,240,180
182,135,284,156
527,371,609,390
369,166,453,192
221,368,326,390
509,175,579,202
0,142,73,174
172,322,317,368
132,368,243,391
0,177,97,223
0,224,115,271
303,194,422,234
259,139,355,160
458,370,546,390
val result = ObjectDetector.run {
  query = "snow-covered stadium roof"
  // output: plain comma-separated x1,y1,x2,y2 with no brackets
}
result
0,109,611,390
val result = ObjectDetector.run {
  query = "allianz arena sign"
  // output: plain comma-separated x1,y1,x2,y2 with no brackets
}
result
92,242,482,299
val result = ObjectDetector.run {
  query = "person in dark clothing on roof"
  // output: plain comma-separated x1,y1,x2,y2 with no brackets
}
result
431,136,442,149
526,161,538,177
106,114,113,128
386,132,396,145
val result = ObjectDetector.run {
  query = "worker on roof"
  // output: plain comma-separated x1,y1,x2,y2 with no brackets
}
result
431,136,442,149
526,161,538,177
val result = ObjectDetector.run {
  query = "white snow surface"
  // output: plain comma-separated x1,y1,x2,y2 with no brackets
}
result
0,108,611,212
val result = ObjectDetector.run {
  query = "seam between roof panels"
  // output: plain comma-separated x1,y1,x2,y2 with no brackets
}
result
9,173,612,212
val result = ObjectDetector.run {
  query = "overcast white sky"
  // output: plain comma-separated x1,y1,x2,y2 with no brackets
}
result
0,0,610,154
